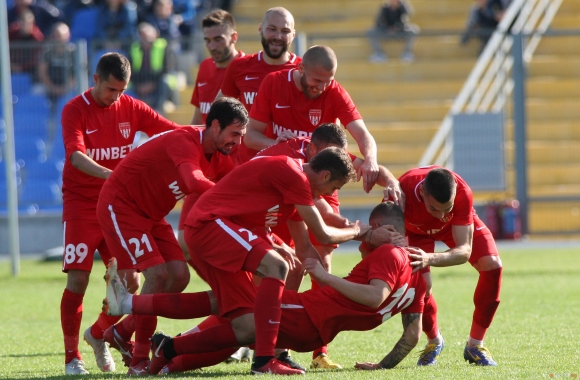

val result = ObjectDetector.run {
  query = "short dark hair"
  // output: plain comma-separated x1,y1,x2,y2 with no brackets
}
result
369,201,405,234
309,147,356,182
96,52,131,82
302,45,337,72
202,9,236,30
206,97,248,130
311,123,347,149
423,168,456,203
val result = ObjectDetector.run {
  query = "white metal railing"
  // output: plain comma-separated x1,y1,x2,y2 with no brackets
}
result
418,0,563,168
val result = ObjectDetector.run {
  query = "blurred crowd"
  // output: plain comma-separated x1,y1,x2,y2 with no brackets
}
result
6,0,237,114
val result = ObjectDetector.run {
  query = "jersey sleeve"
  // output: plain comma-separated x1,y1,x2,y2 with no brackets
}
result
367,246,404,290
132,97,180,135
271,159,314,207
61,103,86,158
220,59,241,98
190,76,201,107
332,83,362,126
248,73,274,123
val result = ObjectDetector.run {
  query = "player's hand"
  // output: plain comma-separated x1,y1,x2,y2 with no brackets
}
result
274,244,301,271
352,220,371,239
383,180,405,210
275,131,297,144
407,246,430,272
368,225,406,248
303,258,329,284
354,361,382,370
357,158,379,193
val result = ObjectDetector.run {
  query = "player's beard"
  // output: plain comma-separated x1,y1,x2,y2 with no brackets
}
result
300,74,322,99
211,43,234,64
218,142,236,155
261,34,288,60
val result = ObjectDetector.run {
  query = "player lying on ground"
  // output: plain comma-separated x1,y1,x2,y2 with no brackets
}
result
103,201,426,374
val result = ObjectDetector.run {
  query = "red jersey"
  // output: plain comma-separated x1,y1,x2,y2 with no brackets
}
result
396,166,486,238
99,127,234,221
186,155,314,231
299,244,426,344
249,69,362,140
61,89,179,220
220,51,301,111
190,52,245,124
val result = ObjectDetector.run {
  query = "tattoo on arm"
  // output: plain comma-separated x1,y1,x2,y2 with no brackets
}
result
378,313,421,369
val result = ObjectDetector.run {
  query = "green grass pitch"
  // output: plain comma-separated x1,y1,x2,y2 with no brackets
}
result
1,247,579,379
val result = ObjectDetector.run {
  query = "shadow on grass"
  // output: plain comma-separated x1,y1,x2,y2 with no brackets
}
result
1,352,61,358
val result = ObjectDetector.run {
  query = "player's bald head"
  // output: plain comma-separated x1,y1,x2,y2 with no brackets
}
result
369,201,405,235
302,45,337,72
261,7,294,29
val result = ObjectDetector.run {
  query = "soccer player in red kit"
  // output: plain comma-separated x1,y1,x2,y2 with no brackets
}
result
59,52,180,375
217,7,301,162
96,97,247,375
246,45,379,194
389,166,502,366
179,9,244,263
104,201,426,373
190,10,244,125
163,147,369,375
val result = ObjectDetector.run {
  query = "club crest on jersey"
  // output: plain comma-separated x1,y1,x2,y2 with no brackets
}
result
309,109,322,126
119,122,131,139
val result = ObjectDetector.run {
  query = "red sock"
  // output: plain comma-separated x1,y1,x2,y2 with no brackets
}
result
131,292,211,319
422,295,440,339
254,277,284,357
313,345,328,359
91,311,122,340
114,314,135,342
132,315,157,365
196,315,226,331
471,267,502,340
167,348,238,373
174,323,239,354
61,289,84,363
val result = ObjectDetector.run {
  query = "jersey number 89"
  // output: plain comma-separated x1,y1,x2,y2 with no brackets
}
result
64,243,89,264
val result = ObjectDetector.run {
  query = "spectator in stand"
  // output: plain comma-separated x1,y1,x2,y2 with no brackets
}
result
145,0,182,53
38,22,77,109
129,22,177,114
172,0,196,44
95,0,138,49
460,0,509,54
367,0,419,63
8,0,62,36
9,8,44,78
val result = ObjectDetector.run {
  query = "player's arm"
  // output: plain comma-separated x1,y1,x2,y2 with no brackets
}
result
314,197,349,228
355,312,422,370
408,224,473,271
352,157,404,206
287,219,324,264
70,151,112,179
344,119,379,193
304,258,391,308
177,162,215,194
294,204,369,245
191,107,202,125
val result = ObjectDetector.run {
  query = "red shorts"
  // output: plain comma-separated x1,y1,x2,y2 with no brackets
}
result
277,290,325,352
185,218,272,273
184,218,272,317
97,200,184,271
178,193,200,230
61,219,113,272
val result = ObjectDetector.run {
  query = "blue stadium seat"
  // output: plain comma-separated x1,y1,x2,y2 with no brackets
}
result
70,7,99,42
14,135,47,164
13,114,50,140
13,94,52,120
25,158,64,184
0,160,22,210
19,179,62,207
11,73,33,97
51,135,66,161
